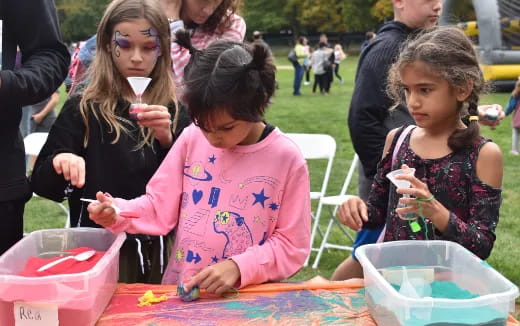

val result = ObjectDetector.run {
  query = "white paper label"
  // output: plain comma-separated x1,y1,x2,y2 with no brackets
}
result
13,302,59,326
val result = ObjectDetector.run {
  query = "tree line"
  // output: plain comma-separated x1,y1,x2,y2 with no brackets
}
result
56,0,475,43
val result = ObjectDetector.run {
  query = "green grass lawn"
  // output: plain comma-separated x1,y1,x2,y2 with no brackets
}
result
24,55,519,294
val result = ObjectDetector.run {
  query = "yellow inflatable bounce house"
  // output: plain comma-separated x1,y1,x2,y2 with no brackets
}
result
442,0,520,91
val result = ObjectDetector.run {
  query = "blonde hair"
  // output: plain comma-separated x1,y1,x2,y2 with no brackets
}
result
80,0,177,148
334,43,346,60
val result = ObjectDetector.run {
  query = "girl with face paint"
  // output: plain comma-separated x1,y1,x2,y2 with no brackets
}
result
30,0,191,283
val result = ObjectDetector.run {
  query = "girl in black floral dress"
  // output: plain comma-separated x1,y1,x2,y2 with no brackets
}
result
337,26,503,260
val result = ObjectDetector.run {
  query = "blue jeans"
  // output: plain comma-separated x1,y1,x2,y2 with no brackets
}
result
292,62,304,95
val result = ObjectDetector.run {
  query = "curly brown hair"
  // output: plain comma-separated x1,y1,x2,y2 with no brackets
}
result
387,26,487,152
200,0,241,33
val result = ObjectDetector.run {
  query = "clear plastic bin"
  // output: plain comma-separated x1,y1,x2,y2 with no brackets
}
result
0,228,126,326
356,240,519,326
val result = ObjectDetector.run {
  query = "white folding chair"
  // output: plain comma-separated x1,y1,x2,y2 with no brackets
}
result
24,132,70,228
286,133,336,267
312,153,359,269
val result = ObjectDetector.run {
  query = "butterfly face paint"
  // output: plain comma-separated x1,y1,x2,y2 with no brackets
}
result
113,31,130,58
140,27,161,62
109,19,163,79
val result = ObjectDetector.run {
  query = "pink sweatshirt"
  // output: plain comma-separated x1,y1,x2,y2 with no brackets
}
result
109,124,311,287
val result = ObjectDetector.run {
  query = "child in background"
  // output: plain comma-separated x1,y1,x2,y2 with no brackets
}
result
337,27,502,260
31,0,190,283
333,44,346,84
504,77,520,155
88,32,311,295
161,0,245,92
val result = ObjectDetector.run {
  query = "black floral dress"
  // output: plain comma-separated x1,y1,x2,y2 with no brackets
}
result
365,127,501,259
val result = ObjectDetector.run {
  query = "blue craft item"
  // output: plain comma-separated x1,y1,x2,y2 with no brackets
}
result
177,284,200,302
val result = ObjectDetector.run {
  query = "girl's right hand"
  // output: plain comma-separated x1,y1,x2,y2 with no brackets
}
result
337,196,368,232
52,153,86,188
159,0,182,20
87,192,117,227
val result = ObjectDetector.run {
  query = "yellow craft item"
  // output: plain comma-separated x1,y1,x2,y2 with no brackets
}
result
137,290,168,307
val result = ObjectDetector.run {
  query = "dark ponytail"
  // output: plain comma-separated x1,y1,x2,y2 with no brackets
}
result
448,102,480,151
179,36,276,129
175,30,198,55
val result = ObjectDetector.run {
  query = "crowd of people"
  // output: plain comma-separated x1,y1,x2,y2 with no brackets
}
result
289,34,347,96
0,0,512,300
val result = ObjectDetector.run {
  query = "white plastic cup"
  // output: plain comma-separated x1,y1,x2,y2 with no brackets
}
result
386,168,417,220
386,168,416,189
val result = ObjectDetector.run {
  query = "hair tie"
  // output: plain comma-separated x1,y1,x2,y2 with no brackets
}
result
469,115,479,122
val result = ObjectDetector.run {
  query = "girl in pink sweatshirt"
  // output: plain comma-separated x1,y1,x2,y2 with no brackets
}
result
88,31,311,296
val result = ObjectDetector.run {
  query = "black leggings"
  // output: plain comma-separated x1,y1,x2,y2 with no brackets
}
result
334,63,342,81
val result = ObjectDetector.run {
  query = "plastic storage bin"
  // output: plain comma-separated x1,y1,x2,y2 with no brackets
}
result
0,228,126,326
356,240,519,326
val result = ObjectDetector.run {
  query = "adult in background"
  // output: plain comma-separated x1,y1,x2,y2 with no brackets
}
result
360,31,376,51
291,36,308,96
253,30,269,49
0,0,70,255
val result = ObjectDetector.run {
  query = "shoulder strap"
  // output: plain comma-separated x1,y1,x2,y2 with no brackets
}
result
392,125,415,169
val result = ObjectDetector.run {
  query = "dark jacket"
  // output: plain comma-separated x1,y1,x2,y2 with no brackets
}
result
348,21,415,178
0,0,70,201
31,95,191,227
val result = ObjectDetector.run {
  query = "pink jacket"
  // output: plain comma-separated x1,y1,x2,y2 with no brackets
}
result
109,124,311,287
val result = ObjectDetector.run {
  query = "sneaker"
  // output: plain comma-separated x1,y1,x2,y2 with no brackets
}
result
511,150,519,155
304,81,310,86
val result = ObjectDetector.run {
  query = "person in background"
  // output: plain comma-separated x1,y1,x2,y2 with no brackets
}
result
504,77,520,155
66,35,96,95
28,91,59,133
292,36,308,96
87,32,311,293
339,26,502,261
311,42,330,95
333,43,346,84
0,0,70,255
252,30,268,49
159,0,245,94
361,31,376,51
31,0,190,283
303,37,312,86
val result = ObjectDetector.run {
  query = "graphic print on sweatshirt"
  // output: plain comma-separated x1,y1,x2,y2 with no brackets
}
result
213,210,254,258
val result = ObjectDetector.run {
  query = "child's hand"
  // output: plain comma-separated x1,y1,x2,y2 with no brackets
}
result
184,259,241,296
135,105,173,147
478,104,504,130
87,191,118,227
337,196,368,232
395,172,450,231
52,153,86,188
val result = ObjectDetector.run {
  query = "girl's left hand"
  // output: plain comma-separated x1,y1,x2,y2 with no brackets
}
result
184,259,241,296
135,105,173,147
394,167,450,231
